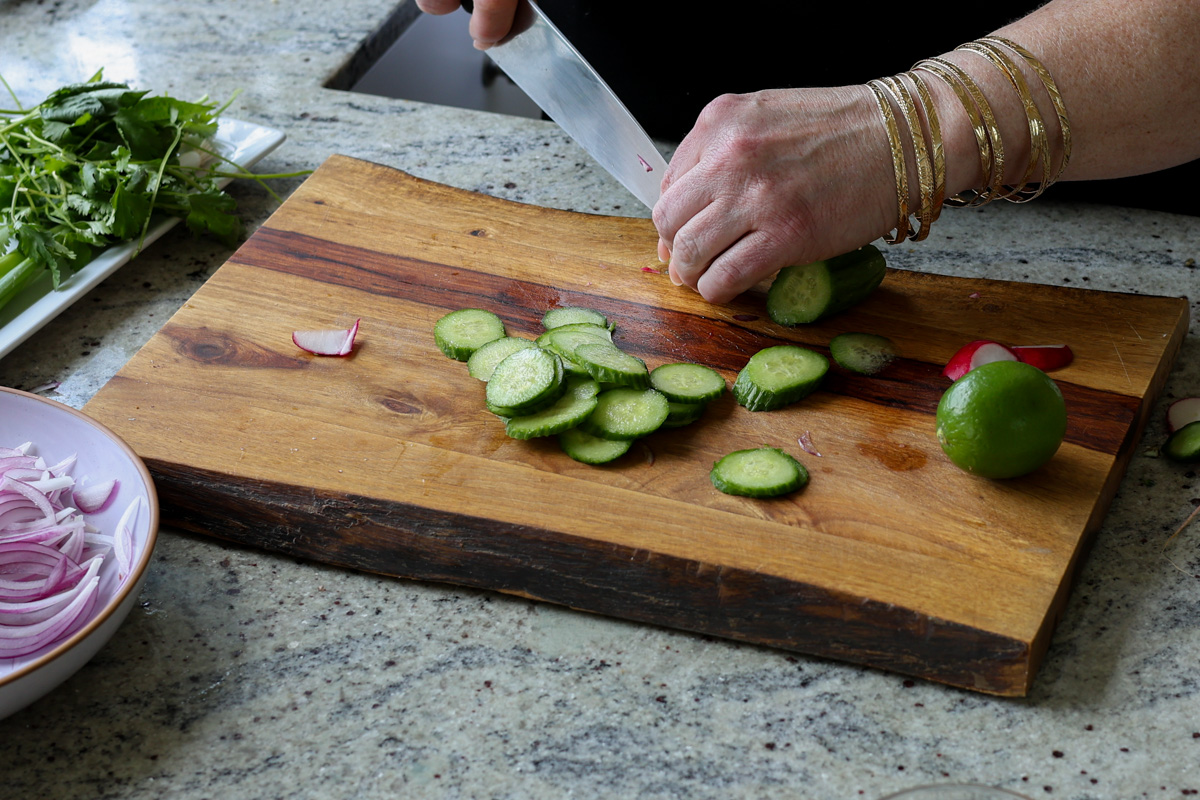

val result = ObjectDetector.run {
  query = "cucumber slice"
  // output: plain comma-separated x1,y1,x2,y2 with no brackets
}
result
649,362,726,403
505,378,600,439
829,332,896,375
574,341,650,389
542,306,612,331
766,245,887,325
434,308,506,361
732,345,828,411
558,427,633,464
662,400,707,428
467,336,537,381
710,447,808,497
538,326,613,363
1163,420,1200,463
578,387,669,440
485,347,564,417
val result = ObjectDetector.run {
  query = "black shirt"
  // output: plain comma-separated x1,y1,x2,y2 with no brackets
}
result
539,1,1199,215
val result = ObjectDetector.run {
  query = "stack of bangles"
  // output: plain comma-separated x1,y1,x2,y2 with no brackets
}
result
866,35,1073,245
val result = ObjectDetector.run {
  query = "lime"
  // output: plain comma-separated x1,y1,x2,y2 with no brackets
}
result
935,360,1067,479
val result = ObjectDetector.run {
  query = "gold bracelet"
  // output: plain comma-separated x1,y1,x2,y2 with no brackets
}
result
866,79,916,244
914,57,1006,207
958,40,1050,201
904,70,947,229
880,75,936,240
980,35,1073,185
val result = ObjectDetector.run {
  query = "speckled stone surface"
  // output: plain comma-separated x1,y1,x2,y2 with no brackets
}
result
2,2,1199,798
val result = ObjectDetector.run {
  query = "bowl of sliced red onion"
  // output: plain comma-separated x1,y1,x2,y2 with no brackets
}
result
0,386,158,720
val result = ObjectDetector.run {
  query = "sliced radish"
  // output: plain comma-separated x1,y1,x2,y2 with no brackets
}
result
942,340,1018,381
292,319,360,356
1012,344,1074,372
1167,397,1200,433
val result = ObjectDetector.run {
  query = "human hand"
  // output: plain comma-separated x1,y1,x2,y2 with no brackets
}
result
415,0,518,49
653,86,900,304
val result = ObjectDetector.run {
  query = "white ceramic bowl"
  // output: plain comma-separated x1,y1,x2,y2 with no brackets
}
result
0,387,159,720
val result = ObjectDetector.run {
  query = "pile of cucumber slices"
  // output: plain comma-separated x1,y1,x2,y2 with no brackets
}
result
434,245,894,498
437,305,822,498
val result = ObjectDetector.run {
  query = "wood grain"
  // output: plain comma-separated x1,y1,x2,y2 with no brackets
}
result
84,155,1189,695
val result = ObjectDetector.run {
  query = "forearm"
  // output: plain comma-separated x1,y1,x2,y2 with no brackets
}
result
928,0,1200,197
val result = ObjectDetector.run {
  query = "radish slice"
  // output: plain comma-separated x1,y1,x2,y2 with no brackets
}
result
292,319,360,356
1012,344,1074,372
1167,397,1200,433
942,340,1018,381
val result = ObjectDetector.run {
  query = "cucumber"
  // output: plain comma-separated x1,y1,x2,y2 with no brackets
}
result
578,387,669,440
505,377,600,439
732,345,828,412
485,347,564,417
467,336,537,381
829,332,896,375
710,447,808,497
434,308,506,361
649,363,726,403
766,245,887,325
662,400,707,428
558,427,633,464
542,306,612,331
574,341,650,389
1163,420,1200,463
538,326,613,364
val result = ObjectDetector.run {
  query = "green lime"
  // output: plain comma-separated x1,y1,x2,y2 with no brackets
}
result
935,360,1067,479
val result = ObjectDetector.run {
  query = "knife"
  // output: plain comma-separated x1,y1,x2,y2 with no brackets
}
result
460,0,668,209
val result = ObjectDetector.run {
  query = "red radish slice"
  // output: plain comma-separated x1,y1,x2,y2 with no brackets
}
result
1012,344,1074,372
1167,397,1200,433
292,319,360,356
942,340,1018,381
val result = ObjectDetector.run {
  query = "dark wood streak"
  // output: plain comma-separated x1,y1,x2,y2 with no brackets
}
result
230,227,1138,455
148,458,1032,695
163,324,307,370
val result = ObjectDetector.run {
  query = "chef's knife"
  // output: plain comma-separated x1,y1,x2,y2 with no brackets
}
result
460,0,668,209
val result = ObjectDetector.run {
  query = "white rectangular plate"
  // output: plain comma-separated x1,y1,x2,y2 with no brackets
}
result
0,118,287,360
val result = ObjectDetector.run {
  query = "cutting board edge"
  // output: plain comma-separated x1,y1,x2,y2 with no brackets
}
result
147,457,1037,696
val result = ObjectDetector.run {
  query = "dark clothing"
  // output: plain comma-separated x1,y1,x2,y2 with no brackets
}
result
539,1,1199,215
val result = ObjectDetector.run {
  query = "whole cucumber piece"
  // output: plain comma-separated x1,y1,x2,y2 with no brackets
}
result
766,245,887,325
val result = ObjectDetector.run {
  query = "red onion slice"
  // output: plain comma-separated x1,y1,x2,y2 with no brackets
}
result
73,479,118,514
797,431,823,458
0,441,137,659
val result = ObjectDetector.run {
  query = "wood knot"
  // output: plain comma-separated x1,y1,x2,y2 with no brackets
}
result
166,325,301,369
380,395,420,415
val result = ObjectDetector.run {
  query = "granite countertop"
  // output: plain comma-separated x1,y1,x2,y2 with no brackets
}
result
2,2,1199,798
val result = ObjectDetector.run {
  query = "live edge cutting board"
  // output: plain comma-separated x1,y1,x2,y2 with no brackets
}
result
85,155,1188,695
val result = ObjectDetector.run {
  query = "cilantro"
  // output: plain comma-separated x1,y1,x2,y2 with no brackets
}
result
0,69,305,315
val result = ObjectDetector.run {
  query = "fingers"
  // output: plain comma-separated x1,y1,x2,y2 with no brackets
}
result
468,0,519,48
416,0,461,13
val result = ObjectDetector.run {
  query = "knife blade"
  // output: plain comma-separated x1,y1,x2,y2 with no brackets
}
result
461,0,668,209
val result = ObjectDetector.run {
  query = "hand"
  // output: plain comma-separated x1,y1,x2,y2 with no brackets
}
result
415,0,518,49
653,86,899,304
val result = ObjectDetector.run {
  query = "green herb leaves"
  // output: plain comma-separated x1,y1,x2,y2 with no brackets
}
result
0,70,291,316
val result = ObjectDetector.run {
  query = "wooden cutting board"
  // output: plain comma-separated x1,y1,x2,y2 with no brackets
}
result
84,155,1188,695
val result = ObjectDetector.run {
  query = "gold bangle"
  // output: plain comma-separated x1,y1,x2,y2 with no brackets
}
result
914,57,1006,207
958,40,1050,201
880,74,936,241
980,35,1073,185
866,79,916,245
904,70,947,229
